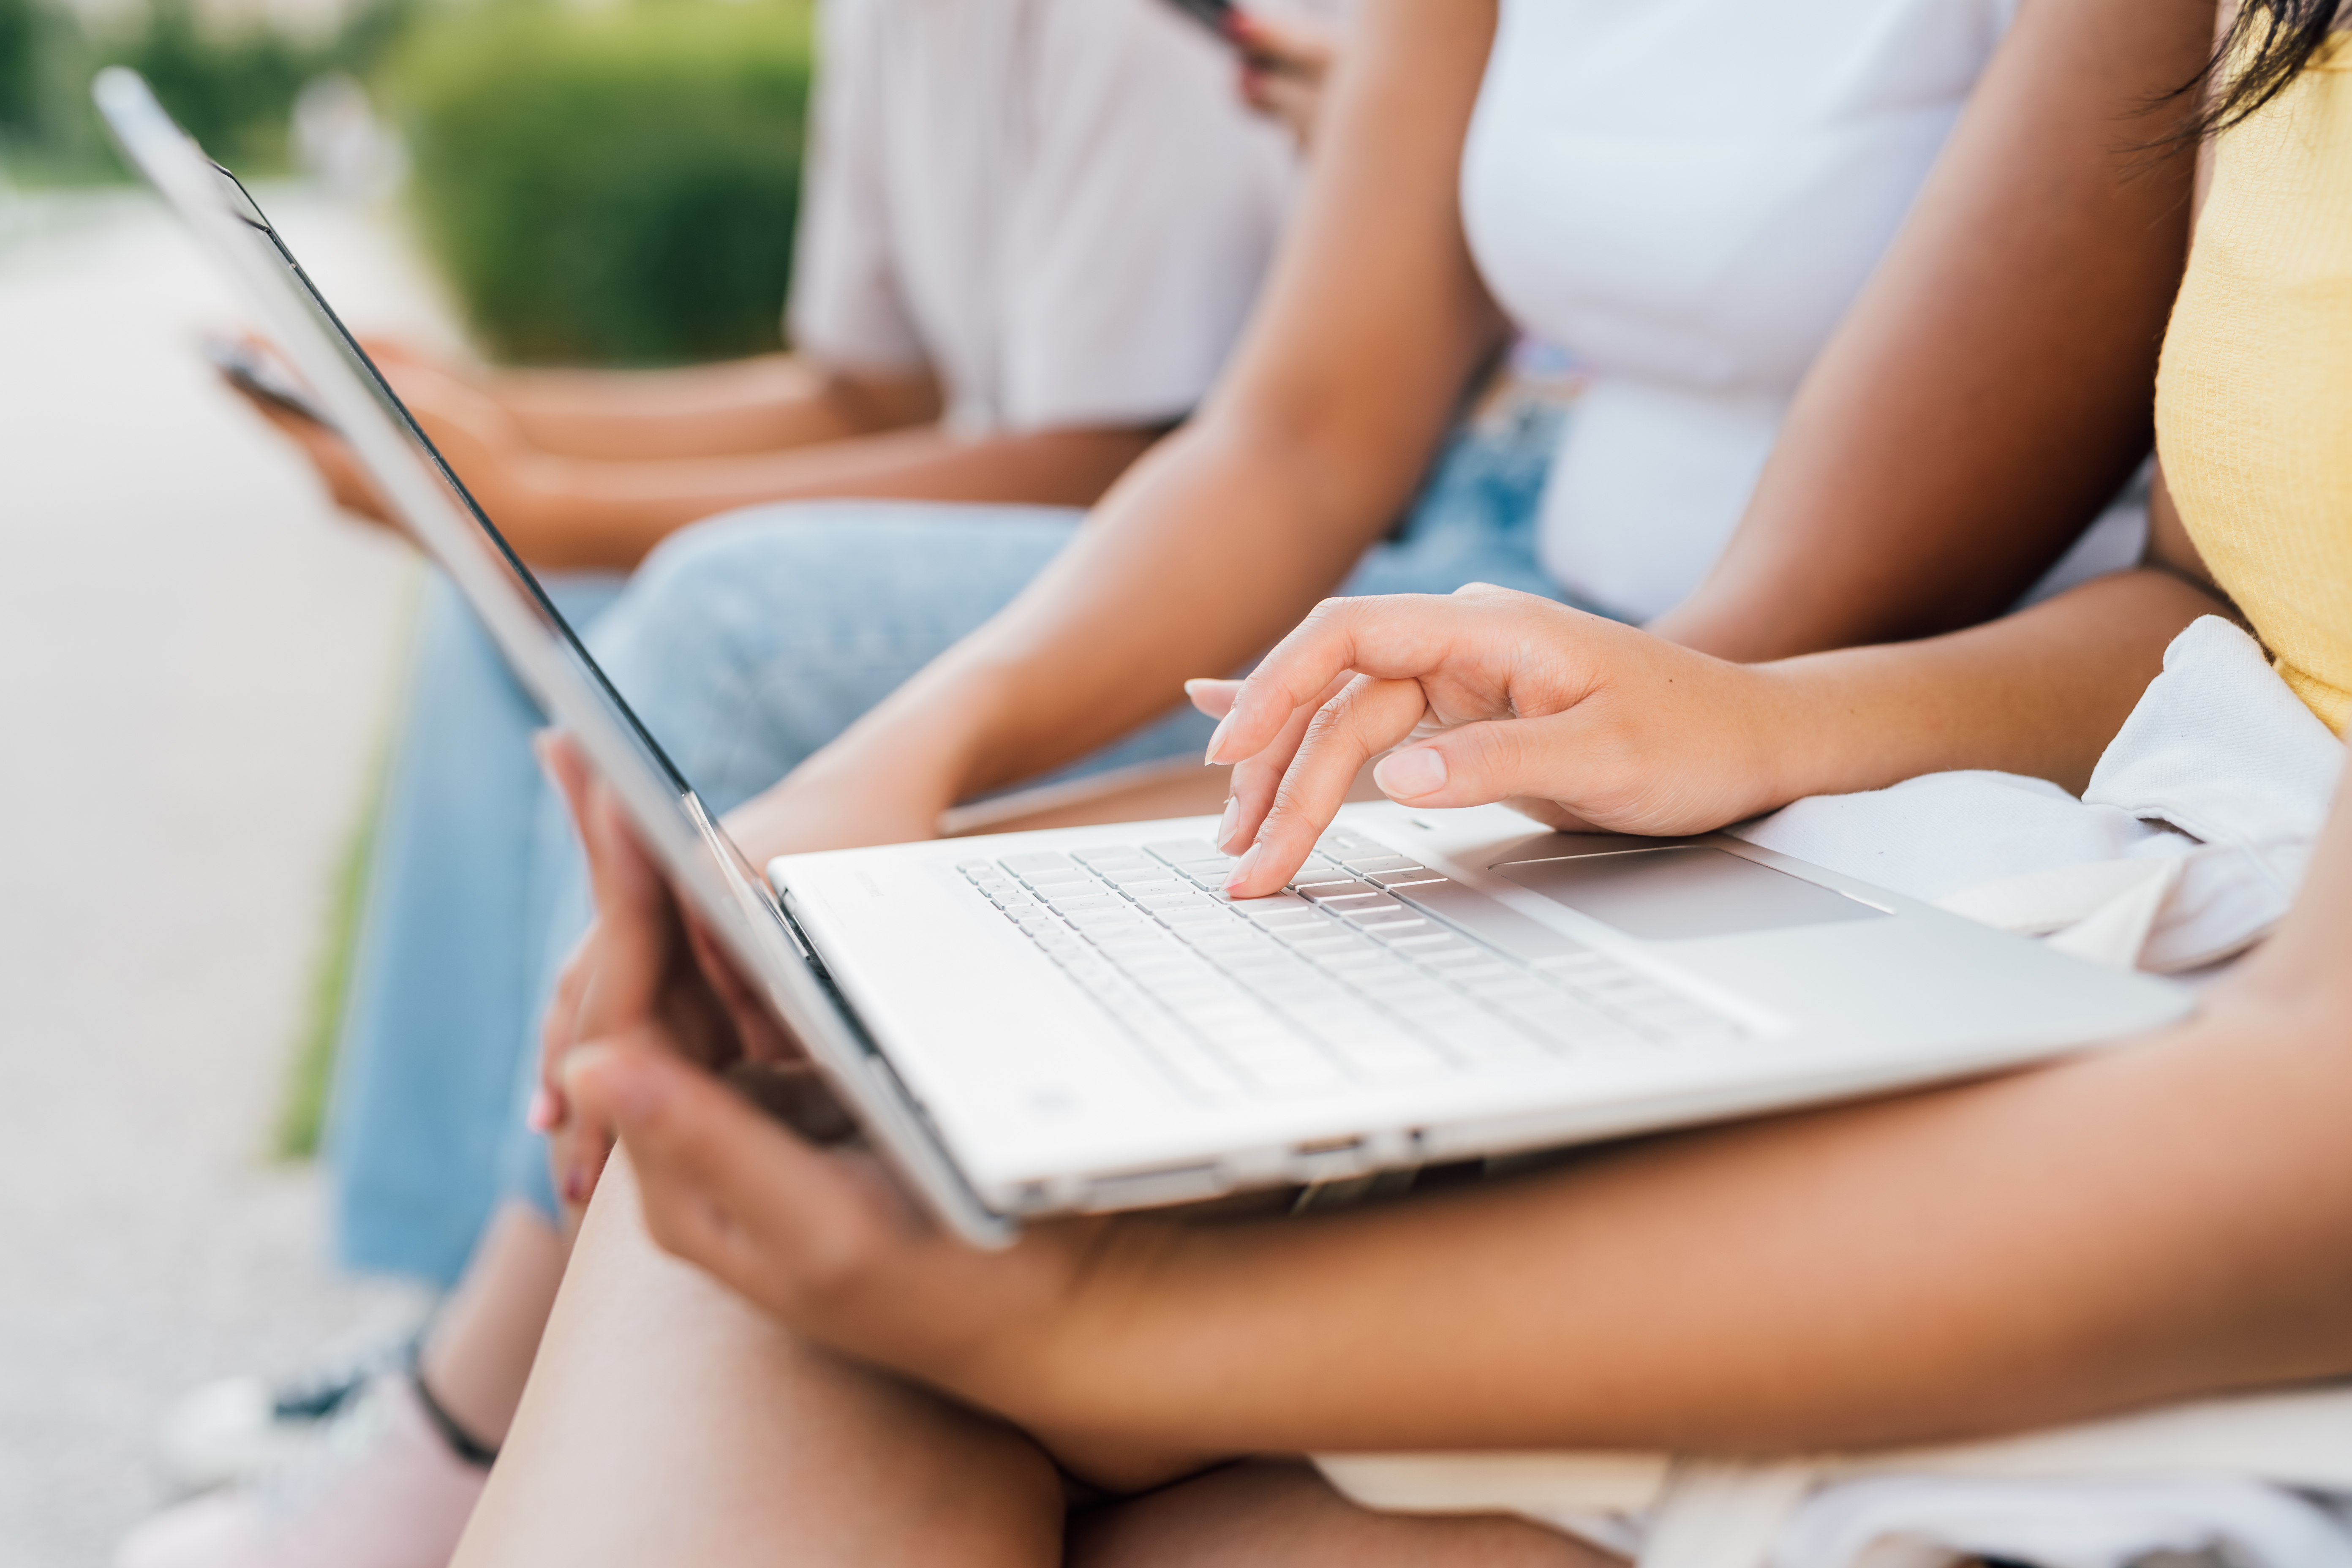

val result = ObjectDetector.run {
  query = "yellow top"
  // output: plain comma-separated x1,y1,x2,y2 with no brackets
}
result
2155,33,2352,736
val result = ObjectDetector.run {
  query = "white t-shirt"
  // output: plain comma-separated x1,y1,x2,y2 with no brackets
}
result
1462,0,2020,621
787,0,1298,436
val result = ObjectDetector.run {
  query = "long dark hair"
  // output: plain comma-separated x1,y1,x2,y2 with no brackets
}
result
2194,0,2345,136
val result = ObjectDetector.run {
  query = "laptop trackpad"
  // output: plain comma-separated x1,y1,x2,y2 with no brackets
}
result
1494,847,1886,940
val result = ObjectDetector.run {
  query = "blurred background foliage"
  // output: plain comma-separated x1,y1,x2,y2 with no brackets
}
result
0,0,814,364
395,1,812,364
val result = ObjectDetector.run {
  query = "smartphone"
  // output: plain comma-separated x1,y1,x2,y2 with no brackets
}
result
1158,0,1236,40
202,333,332,427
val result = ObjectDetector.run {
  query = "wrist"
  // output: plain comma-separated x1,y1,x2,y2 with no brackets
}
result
1728,659,1843,817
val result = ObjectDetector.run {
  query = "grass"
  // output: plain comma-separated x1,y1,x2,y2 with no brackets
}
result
274,771,384,1160
275,575,418,1162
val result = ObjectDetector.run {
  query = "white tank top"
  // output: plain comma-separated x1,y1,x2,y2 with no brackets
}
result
1462,0,2017,621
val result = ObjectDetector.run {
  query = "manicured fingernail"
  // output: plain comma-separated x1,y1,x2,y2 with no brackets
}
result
561,1164,590,1206
1223,843,1262,892
1214,796,1241,851
1375,747,1447,800
525,1086,561,1132
1203,712,1235,766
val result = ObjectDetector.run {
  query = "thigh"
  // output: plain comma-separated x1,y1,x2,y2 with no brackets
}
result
1065,1459,1620,1568
457,1152,1067,1568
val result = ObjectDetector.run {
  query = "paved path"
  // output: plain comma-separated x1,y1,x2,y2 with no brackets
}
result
0,187,455,1565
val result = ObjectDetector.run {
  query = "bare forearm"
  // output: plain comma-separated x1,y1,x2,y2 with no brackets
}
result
506,424,1157,572
1032,986,2352,1457
791,0,1508,811
1756,566,2230,801
488,356,942,462
833,422,1437,800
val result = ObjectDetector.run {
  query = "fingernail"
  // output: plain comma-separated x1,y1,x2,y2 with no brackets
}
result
1223,843,1262,892
525,1086,561,1132
1214,796,1241,852
1203,711,1235,766
561,1164,589,1206
1375,747,1448,800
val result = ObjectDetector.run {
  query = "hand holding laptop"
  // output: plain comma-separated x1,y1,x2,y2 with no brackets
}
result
532,733,822,1221
542,738,1174,1439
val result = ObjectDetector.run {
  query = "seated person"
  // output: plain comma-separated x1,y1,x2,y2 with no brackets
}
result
147,0,1335,1515
124,0,2193,1559
457,2,2352,1561
299,0,1334,1296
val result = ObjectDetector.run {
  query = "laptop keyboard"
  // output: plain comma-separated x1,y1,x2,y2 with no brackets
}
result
958,830,1743,1101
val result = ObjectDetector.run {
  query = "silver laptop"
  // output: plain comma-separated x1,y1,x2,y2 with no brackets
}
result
101,68,2190,1248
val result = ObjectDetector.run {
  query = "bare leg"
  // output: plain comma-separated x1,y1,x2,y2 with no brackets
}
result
1067,1459,1619,1568
414,1200,568,1447
454,1151,1065,1568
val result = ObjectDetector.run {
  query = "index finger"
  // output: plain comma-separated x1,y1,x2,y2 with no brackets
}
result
1204,589,1511,767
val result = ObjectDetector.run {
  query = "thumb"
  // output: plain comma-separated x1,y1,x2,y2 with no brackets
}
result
1371,713,1576,810
565,1034,870,1288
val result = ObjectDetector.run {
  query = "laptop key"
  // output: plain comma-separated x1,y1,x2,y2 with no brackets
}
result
1337,855,1425,875
1145,839,1226,863
1103,864,1188,885
1396,936,1485,963
1054,899,1131,921
1365,868,1449,889
1230,890,1309,914
1318,830,1389,856
1000,852,1080,874
1331,894,1408,919
1156,902,1235,927
1433,962,1521,986
1073,846,1154,866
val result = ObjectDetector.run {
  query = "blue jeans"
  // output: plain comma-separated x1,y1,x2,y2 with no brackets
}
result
324,403,1571,1285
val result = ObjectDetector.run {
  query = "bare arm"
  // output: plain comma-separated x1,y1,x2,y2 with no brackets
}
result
559,726,2352,1462
259,354,1153,572
1654,0,2215,660
485,357,943,462
1203,521,2226,895
451,421,1162,573
361,340,942,462
726,0,1509,851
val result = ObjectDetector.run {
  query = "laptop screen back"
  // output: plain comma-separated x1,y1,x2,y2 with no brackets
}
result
96,66,1016,1244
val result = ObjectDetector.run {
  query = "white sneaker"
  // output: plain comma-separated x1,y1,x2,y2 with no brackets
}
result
118,1373,489,1568
156,1328,419,1493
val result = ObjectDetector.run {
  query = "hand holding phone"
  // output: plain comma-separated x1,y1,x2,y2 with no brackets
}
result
202,332,332,428
1158,0,1236,38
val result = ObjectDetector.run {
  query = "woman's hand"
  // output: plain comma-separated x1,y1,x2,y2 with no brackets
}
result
1230,8,1343,152
1198,584,1795,897
529,734,805,1225
543,743,1206,1456
217,340,558,553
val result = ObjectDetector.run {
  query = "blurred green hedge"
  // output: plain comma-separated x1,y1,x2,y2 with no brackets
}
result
394,1,813,366
1,0,38,139
1,0,409,182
